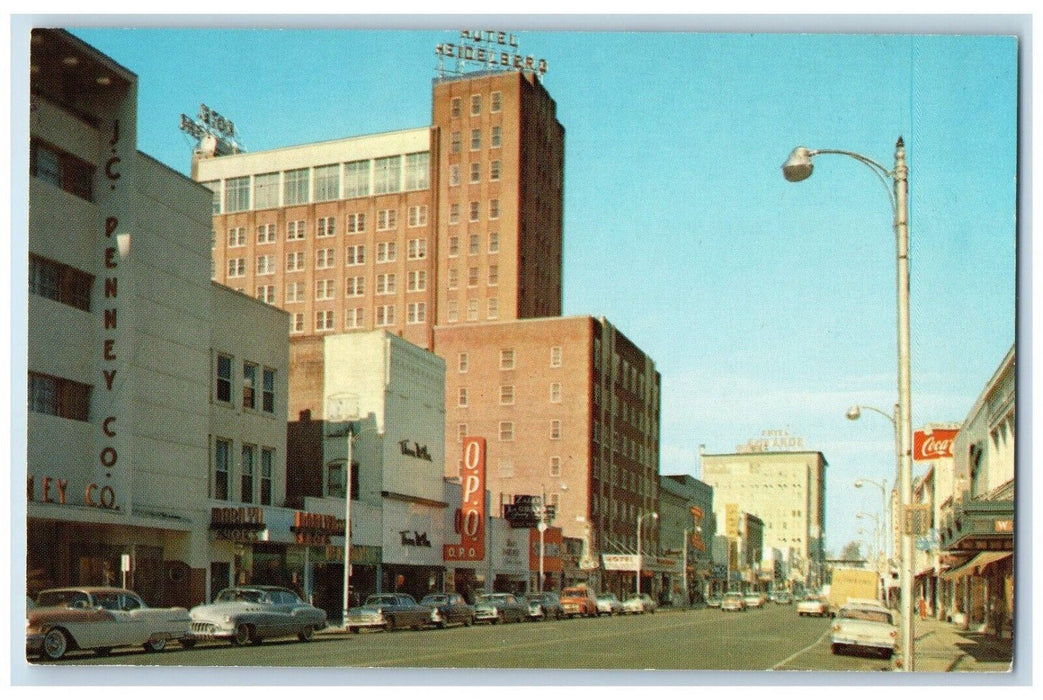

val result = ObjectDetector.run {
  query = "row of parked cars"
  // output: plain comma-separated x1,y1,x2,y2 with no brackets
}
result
27,583,661,661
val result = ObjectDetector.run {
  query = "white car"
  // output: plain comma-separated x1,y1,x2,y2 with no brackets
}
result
831,601,897,658
622,593,657,614
743,592,767,609
596,593,624,616
796,596,829,617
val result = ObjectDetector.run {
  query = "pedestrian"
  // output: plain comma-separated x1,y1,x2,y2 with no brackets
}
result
918,595,927,620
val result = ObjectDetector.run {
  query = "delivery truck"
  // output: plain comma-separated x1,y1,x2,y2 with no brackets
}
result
827,568,881,616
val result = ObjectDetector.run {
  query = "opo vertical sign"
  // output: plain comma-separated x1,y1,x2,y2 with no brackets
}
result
444,436,486,561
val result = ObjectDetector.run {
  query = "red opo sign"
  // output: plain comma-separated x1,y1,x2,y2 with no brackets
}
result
444,436,486,561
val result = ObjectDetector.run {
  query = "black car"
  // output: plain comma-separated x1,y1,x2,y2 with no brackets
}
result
420,593,476,628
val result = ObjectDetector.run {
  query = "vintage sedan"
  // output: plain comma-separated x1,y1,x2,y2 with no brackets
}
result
622,593,658,614
596,593,625,616
420,592,475,628
346,593,432,632
27,587,193,661
189,585,326,645
720,592,747,612
744,592,767,609
831,601,898,658
524,592,564,620
474,593,528,624
706,594,723,608
796,595,830,617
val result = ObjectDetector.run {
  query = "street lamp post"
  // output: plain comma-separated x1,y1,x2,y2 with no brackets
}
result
784,138,914,670
854,476,891,601
340,423,381,629
636,512,658,596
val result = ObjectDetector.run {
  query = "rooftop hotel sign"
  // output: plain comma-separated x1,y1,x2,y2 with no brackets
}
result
436,30,548,77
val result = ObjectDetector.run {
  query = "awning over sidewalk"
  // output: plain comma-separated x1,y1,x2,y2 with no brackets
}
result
940,551,1011,580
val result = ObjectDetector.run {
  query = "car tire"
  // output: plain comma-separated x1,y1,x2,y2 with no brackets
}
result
180,638,197,649
384,617,395,632
493,615,502,624
144,638,167,653
232,622,252,646
42,628,70,660
831,643,842,655
464,615,474,627
297,625,315,642
350,626,360,634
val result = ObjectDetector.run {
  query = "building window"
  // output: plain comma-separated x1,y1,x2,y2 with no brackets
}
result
468,267,479,287
549,456,561,477
376,273,397,295
315,310,335,331
253,172,280,210
489,199,501,219
469,201,480,222
315,278,336,300
491,126,502,148
214,438,231,501
256,254,275,276
450,131,461,154
286,251,305,272
491,91,502,112
500,348,515,370
500,385,515,405
499,421,514,442
31,140,94,201
550,382,562,403
346,276,365,297
458,352,469,373
451,97,461,118
377,209,398,231
287,220,306,241
215,354,233,403
471,94,482,116
242,362,257,410
27,372,90,421
285,281,305,303
374,155,402,195
408,205,428,228
316,248,335,269
346,245,366,266
407,302,426,324
550,346,563,367
344,160,371,198
345,307,364,329
487,298,498,319
405,152,430,190
448,236,460,257
550,420,561,440
458,388,468,407
29,255,92,311
314,164,340,202
469,162,481,184
490,160,501,181
407,270,426,292
227,227,246,247
260,448,274,505
241,444,255,503
376,242,397,263
467,298,478,321
227,258,246,278
255,285,275,304
470,129,482,151
489,232,500,253
291,313,305,334
283,168,310,205
488,265,499,286
469,234,480,255
449,164,460,187
256,223,276,244
447,267,459,289
262,368,275,413
317,216,336,238
446,299,458,322
407,238,428,260
347,212,366,233
457,423,468,443
376,305,395,327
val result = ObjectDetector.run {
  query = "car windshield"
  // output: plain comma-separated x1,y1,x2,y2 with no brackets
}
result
422,595,448,604
36,590,90,608
365,595,399,606
840,608,893,624
477,594,508,604
524,594,544,602
215,588,264,603
598,594,616,601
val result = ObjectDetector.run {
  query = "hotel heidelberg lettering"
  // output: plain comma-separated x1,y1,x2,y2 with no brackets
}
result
435,30,548,76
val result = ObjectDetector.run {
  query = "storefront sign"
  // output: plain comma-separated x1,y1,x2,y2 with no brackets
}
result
211,506,266,528
913,428,958,461
528,527,562,571
444,436,486,561
400,531,432,547
435,30,548,76
291,511,341,545
602,554,639,571
398,440,433,462
27,475,117,509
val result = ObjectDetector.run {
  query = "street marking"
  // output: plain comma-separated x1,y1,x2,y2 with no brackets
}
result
769,629,831,670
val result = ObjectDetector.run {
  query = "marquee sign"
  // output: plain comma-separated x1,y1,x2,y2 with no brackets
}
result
913,428,958,461
444,436,486,561
436,30,548,77
179,103,242,156
737,429,806,453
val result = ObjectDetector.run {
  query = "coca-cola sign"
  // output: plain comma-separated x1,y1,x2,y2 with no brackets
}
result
913,429,959,461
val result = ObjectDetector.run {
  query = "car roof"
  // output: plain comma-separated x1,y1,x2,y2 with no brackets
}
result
40,587,135,595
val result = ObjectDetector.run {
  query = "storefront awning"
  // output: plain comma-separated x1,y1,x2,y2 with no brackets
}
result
940,551,1012,580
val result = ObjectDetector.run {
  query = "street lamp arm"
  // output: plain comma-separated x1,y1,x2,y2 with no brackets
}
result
783,146,897,211
852,404,897,425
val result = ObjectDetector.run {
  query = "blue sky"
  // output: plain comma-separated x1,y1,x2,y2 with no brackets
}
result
61,21,1021,557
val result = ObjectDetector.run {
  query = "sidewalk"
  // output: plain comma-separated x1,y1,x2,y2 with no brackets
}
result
910,616,1014,673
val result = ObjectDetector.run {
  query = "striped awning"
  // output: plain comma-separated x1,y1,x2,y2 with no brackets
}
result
940,551,1012,580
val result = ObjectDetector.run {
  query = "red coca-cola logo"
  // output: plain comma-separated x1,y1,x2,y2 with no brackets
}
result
913,429,959,461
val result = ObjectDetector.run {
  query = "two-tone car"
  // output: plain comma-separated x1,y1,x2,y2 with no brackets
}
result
189,585,326,645
420,592,475,628
27,587,193,661
346,593,432,633
524,592,564,621
474,593,528,624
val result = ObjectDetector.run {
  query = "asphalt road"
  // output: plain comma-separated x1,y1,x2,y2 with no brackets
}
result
27,604,897,674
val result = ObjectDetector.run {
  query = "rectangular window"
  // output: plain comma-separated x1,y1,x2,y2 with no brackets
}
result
373,155,402,195
451,97,461,118
284,168,310,205
286,251,305,272
407,270,426,292
285,281,305,303
29,255,93,311
315,310,335,331
469,201,480,222
256,254,275,275
262,368,275,413
215,438,231,501
376,273,397,294
255,285,275,304
449,165,460,187
488,265,499,286
317,216,336,238
226,258,246,278
449,203,460,224
500,385,515,405
256,223,276,244
491,126,502,148
260,448,274,505
469,235,480,255
550,346,563,367
550,382,562,403
446,299,458,322
469,162,481,184
490,160,501,181
27,372,90,421
408,205,428,228
377,209,398,231
216,354,233,403
489,232,500,253
487,297,498,319
253,172,280,209
344,160,371,198
407,238,428,260
224,176,250,212
407,302,426,324
500,349,515,370
287,220,306,241
470,129,481,151
447,268,459,289
241,444,255,503
467,267,479,287
314,164,341,201
470,94,482,116
491,91,502,112
376,242,397,263
450,131,461,154
457,423,468,443
549,456,561,477
346,276,365,297
316,248,335,269
376,305,395,327
458,352,469,373
404,152,430,190
227,227,246,247
345,307,364,329
489,199,501,219
243,362,257,410
315,278,336,300
31,140,95,201
458,388,468,407
291,312,305,333
346,245,366,266
466,298,478,321
347,212,366,233
499,421,514,442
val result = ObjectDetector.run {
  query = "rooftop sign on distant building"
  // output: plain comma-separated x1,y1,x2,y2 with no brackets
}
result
436,30,548,79
179,103,242,156
737,429,807,453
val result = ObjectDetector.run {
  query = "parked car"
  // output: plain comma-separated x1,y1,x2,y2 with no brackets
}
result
796,595,830,617
524,592,564,620
744,592,767,609
474,593,528,624
420,592,475,628
622,593,658,614
831,600,898,658
560,584,598,618
720,592,747,612
345,593,432,633
27,587,193,661
706,594,723,608
190,585,326,645
774,591,794,605
596,593,625,616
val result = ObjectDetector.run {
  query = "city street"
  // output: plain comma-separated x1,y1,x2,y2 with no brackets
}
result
34,604,896,672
